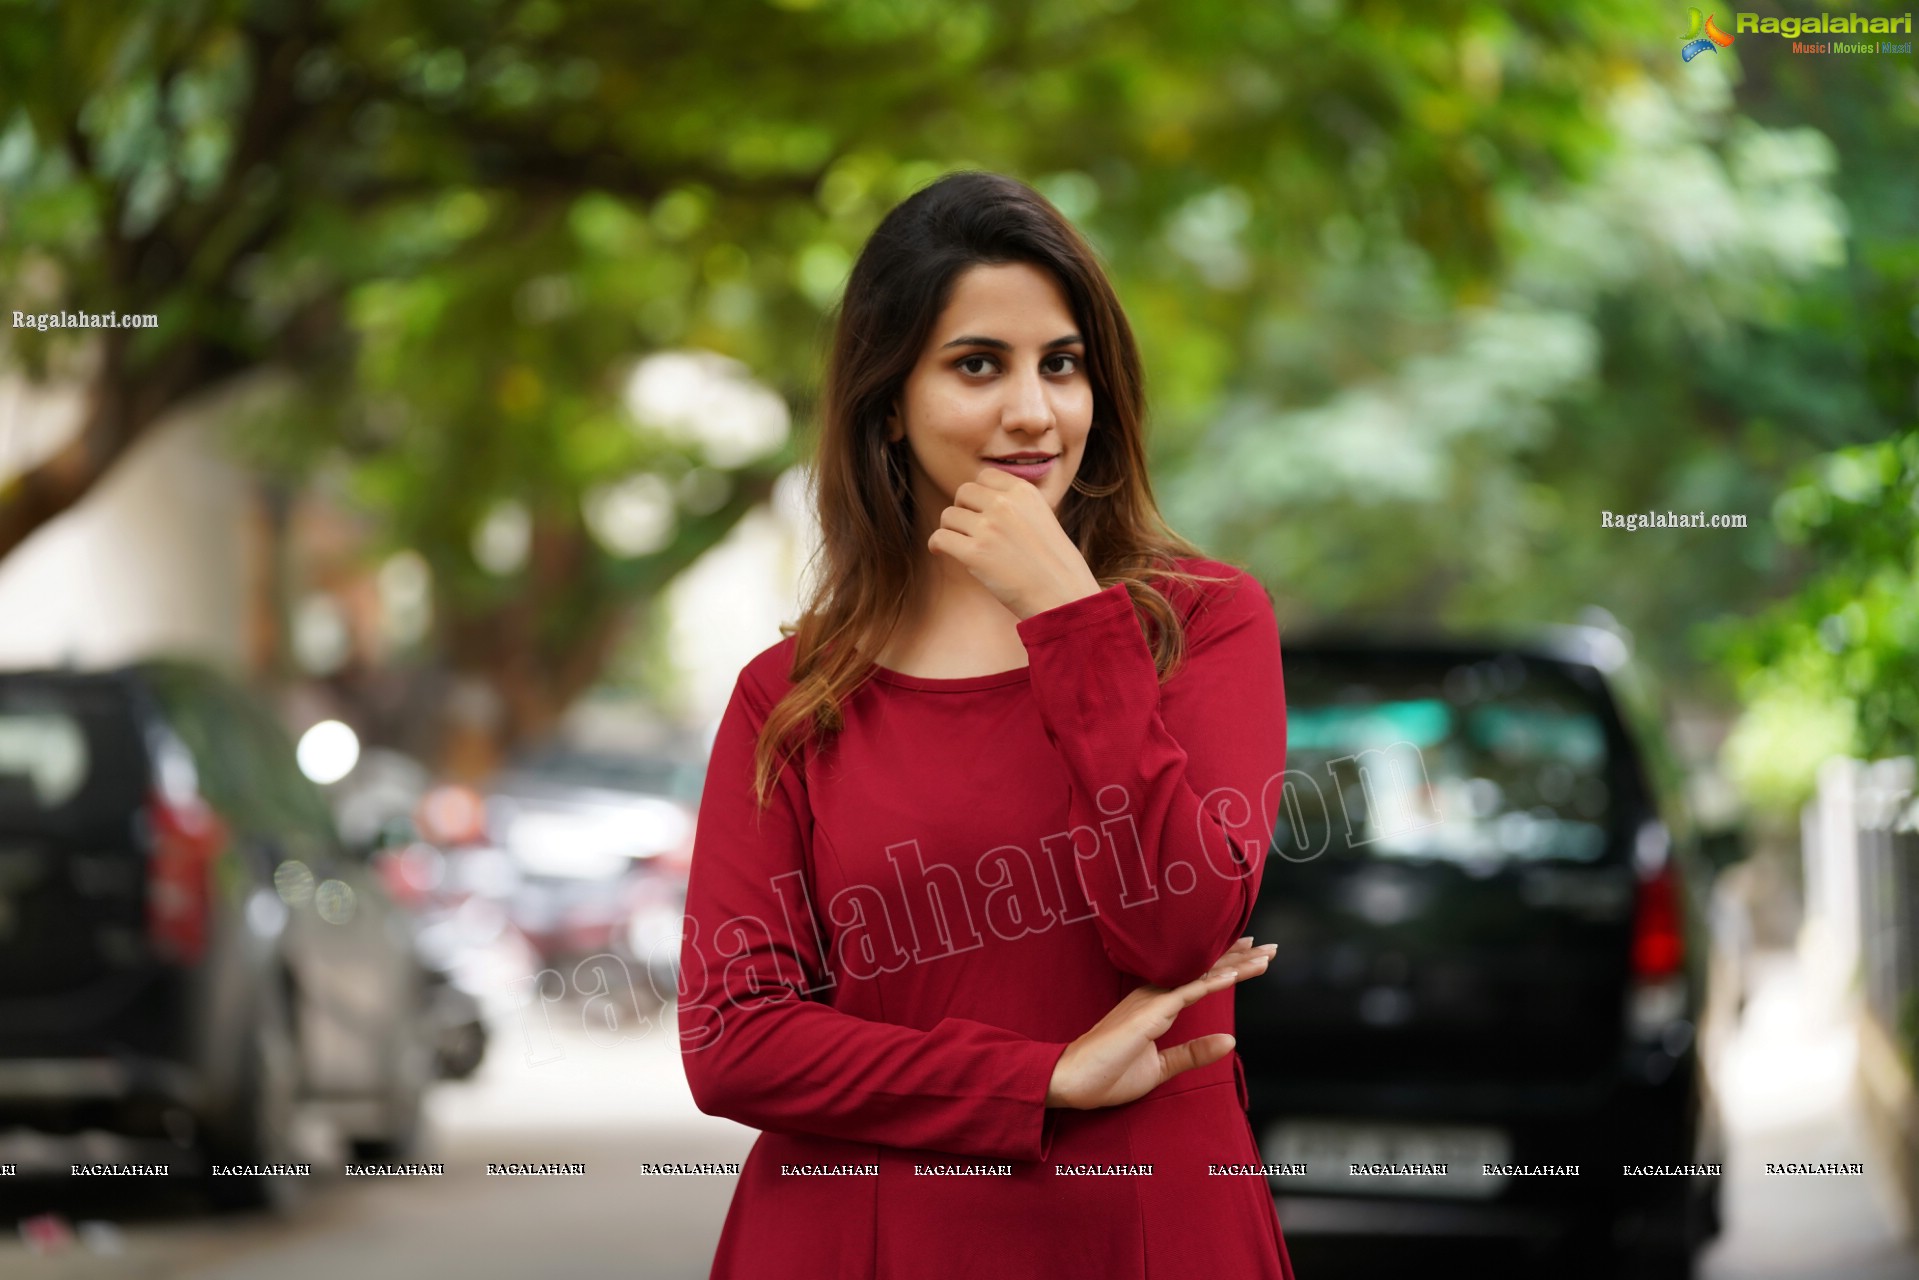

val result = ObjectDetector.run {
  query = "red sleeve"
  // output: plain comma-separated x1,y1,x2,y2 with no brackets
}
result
1014,567,1287,990
677,662,1072,1162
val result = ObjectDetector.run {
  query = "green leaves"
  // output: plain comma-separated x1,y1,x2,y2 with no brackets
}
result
1718,431,1919,803
2,0,1909,767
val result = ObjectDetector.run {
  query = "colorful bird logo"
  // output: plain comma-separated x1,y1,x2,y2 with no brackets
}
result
1682,8,1735,61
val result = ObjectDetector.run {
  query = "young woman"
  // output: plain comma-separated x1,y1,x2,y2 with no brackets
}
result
678,170,1293,1279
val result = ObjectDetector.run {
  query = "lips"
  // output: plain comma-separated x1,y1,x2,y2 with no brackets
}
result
985,454,1058,463
983,454,1058,482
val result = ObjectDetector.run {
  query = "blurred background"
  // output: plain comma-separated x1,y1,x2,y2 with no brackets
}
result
0,0,1913,1276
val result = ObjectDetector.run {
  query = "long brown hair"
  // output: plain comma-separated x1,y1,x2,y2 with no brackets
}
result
751,169,1235,811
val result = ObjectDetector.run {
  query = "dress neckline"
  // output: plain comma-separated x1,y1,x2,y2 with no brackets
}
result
868,663,1031,692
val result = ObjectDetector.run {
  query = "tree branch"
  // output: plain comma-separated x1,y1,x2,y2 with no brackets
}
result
0,331,229,560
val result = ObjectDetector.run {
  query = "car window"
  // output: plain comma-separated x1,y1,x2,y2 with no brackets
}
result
219,684,344,855
0,709,88,809
141,667,263,830
1281,655,1626,868
0,677,147,832
139,667,340,856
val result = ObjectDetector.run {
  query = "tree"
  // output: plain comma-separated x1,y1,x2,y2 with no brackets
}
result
15,0,1864,769
1702,39,1919,811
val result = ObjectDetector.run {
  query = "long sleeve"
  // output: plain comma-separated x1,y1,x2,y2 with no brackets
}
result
1014,569,1287,990
677,662,1072,1162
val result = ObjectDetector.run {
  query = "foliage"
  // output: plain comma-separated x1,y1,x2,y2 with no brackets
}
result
0,0,1912,771
1698,41,1919,810
1711,430,1919,811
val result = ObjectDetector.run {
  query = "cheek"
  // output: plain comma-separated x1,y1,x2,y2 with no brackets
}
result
921,394,994,447
1065,397,1097,448
1061,383,1095,425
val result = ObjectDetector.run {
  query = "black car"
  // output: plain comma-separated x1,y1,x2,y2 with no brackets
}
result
0,660,432,1210
1239,628,1737,1280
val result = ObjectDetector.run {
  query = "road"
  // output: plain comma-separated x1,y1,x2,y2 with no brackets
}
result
1,989,751,1280
2,951,1914,1279
1697,949,1915,1280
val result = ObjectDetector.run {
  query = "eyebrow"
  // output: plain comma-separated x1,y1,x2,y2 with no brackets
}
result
939,333,1085,352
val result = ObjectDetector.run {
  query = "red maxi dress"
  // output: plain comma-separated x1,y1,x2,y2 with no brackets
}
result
677,555,1294,1280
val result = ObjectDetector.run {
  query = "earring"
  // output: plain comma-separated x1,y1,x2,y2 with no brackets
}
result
1069,440,1120,498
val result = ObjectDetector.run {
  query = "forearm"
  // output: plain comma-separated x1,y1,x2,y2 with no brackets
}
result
680,992,1071,1161
1016,576,1287,990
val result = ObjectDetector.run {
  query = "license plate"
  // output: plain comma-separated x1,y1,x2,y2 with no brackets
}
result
1261,1119,1512,1200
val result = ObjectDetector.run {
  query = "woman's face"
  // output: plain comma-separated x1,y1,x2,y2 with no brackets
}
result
886,261,1095,527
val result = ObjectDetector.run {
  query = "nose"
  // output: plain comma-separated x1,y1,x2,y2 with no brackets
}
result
1002,365,1056,434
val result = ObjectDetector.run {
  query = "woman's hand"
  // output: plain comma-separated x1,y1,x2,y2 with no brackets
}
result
1045,936,1279,1111
927,466,1104,621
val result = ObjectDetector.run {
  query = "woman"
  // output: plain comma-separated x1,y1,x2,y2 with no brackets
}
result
678,170,1293,1279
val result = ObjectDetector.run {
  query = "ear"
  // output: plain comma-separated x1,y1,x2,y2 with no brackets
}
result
885,402,903,443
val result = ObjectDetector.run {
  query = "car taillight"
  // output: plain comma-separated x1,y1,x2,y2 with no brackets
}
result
145,789,227,964
1630,859,1684,980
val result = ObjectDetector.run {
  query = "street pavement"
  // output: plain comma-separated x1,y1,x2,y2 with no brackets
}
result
1698,949,1916,1280
2,950,1915,1279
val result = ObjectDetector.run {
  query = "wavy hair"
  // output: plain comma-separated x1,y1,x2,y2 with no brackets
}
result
751,170,1235,811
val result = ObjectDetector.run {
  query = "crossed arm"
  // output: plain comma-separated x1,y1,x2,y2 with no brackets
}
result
676,568,1286,1160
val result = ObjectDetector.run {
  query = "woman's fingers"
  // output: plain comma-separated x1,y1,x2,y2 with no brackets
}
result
1129,938,1271,1006
1193,942,1278,990
1109,949,1271,1047
1128,945,1275,1039
1051,939,1280,1110
1159,1031,1238,1081
1209,936,1257,970
1140,936,1273,998
1150,953,1271,1087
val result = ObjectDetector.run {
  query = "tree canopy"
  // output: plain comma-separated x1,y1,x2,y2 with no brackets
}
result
2,0,1911,793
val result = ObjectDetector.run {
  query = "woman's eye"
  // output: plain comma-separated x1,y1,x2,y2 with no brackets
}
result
956,354,1081,376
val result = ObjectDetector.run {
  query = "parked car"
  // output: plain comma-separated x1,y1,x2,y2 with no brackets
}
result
368,808,544,1081
0,660,432,1211
483,741,701,998
1238,627,1739,1280
327,757,494,1084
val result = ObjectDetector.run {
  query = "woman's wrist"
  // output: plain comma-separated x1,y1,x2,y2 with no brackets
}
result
1045,1045,1077,1109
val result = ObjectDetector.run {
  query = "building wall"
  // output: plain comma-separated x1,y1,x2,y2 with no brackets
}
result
659,465,813,736
0,375,252,672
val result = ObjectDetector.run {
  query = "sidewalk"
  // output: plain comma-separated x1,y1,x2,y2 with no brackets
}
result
1699,948,1917,1279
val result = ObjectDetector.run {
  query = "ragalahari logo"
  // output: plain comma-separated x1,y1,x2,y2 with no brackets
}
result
1682,8,1736,60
